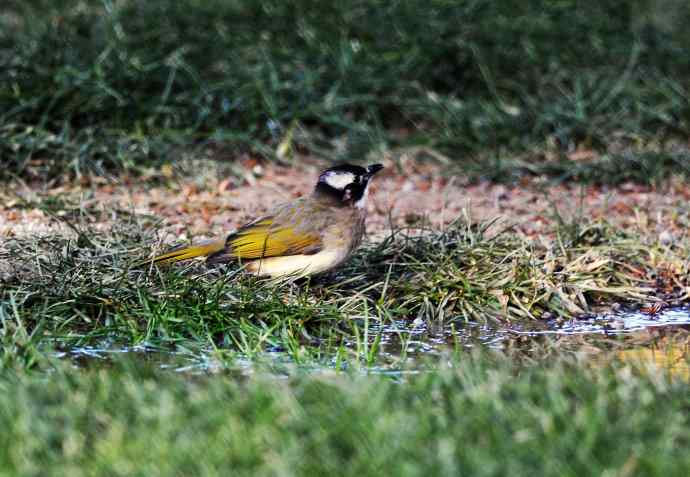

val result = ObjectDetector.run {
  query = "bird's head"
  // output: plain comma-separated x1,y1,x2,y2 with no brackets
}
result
314,163,384,208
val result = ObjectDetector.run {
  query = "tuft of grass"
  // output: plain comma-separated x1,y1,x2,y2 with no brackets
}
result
2,0,690,182
348,219,689,321
0,352,689,475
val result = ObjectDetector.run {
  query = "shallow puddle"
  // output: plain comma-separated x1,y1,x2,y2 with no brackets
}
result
517,306,690,336
361,306,690,348
354,306,690,374
55,306,690,375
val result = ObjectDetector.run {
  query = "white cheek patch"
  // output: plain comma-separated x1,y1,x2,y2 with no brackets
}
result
324,172,356,190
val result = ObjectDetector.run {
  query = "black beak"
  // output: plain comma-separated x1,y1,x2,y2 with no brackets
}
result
366,163,384,177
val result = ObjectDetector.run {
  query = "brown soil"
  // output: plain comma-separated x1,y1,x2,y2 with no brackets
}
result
2,158,690,246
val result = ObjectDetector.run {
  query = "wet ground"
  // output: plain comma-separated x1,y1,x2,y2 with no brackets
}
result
56,306,690,377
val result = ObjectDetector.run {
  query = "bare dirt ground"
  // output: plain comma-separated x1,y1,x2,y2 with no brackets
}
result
2,158,690,247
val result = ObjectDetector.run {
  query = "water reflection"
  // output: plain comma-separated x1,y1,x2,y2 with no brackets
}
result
352,307,690,353
514,307,690,336
615,343,690,379
349,306,690,374
56,306,690,374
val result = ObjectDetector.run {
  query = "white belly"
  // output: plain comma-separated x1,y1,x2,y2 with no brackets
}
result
245,248,350,278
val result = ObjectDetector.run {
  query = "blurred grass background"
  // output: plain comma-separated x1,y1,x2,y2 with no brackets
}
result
2,354,690,476
2,0,690,182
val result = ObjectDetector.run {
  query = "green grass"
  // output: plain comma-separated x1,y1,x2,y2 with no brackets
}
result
2,0,690,183
2,193,689,368
0,352,689,476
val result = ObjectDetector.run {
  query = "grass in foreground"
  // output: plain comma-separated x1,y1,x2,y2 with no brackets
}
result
0,352,689,476
2,0,690,183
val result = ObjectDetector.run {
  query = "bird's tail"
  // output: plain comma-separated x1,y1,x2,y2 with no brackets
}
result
139,239,226,266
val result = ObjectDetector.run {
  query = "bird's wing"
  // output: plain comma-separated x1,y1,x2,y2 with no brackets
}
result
225,207,323,259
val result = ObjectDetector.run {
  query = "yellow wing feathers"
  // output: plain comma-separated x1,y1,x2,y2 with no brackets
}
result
145,214,322,266
229,218,321,259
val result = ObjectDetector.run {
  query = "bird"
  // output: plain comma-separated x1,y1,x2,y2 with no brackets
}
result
143,163,384,278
